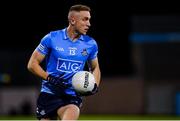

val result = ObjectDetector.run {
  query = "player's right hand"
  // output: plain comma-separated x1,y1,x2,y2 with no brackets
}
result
46,74,70,88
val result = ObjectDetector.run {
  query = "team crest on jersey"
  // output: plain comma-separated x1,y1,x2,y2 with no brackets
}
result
81,49,88,56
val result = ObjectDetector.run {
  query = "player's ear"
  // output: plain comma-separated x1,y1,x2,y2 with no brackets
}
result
70,17,76,25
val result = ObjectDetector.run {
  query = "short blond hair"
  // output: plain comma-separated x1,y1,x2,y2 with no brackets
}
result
68,4,91,21
69,4,91,12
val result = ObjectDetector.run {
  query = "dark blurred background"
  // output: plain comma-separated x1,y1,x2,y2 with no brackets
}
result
1,0,180,118
0,0,134,86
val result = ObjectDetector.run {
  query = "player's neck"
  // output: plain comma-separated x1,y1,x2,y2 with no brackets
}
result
67,26,80,41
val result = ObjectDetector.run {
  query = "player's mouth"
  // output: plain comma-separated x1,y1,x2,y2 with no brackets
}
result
84,28,89,32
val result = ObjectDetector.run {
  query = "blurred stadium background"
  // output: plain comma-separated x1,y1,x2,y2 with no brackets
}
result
1,0,180,120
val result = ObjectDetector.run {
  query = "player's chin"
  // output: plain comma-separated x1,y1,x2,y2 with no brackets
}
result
80,32,87,35
83,31,88,35
81,30,88,35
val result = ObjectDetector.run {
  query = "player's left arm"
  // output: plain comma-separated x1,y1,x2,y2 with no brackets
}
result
88,57,101,86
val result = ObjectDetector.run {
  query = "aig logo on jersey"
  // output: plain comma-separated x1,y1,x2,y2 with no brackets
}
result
57,58,83,73
81,49,88,56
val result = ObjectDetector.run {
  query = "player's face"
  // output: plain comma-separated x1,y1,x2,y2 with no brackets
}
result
74,11,91,35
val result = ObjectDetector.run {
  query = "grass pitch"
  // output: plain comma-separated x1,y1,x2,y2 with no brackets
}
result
0,114,180,120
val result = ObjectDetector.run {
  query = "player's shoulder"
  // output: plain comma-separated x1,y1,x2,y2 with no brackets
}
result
83,35,94,41
83,35,97,44
48,29,64,38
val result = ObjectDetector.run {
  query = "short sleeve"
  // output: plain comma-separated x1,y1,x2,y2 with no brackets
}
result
36,33,51,55
88,41,98,61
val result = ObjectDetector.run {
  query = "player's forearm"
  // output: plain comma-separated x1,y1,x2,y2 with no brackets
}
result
27,61,48,80
92,66,101,86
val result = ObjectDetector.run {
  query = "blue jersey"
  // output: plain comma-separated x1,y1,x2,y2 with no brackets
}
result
36,28,98,96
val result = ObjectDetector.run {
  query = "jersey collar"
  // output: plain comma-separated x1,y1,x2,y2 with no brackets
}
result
63,28,84,41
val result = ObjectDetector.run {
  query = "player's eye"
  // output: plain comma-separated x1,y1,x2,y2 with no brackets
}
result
83,17,90,21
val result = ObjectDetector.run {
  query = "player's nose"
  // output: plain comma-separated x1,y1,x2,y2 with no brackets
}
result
87,21,91,27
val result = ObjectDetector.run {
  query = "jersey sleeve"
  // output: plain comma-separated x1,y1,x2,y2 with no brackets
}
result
88,40,98,61
36,33,51,55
